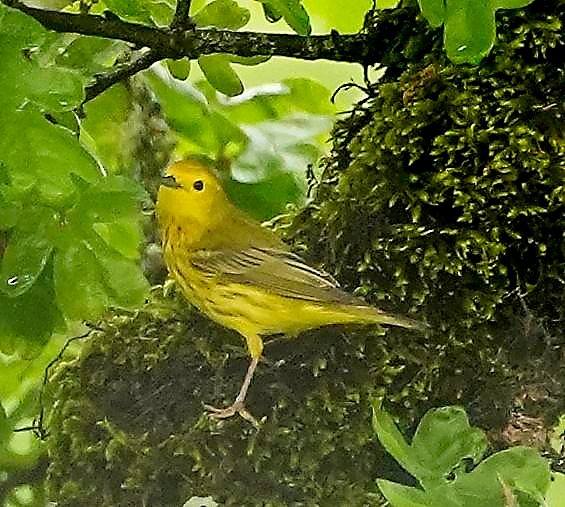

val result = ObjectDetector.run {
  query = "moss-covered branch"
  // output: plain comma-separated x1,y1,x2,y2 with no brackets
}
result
2,0,380,64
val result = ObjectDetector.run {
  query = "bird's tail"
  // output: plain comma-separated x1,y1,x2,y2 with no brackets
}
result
342,305,427,332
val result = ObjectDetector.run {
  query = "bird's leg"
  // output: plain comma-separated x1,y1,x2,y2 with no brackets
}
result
205,356,260,425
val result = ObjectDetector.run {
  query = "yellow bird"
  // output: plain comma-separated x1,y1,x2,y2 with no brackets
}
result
156,158,424,422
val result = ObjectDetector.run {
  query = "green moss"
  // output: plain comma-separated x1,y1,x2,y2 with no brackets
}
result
46,300,413,506
45,0,564,504
286,0,563,426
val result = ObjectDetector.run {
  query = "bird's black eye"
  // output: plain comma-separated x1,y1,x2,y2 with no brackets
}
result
193,180,204,191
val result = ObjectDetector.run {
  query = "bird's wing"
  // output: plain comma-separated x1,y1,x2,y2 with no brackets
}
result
189,247,360,305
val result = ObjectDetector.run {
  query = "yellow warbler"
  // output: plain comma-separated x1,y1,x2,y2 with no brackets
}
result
156,158,424,422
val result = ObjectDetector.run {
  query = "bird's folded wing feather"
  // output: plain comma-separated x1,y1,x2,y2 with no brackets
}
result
189,247,361,305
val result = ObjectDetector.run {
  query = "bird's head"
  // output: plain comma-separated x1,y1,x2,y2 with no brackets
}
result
156,158,230,225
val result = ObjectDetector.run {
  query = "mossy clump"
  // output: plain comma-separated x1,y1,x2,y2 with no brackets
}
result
45,299,419,506
285,0,563,429
44,0,564,505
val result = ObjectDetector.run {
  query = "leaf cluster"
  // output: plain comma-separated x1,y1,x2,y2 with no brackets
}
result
373,404,550,506
0,7,148,354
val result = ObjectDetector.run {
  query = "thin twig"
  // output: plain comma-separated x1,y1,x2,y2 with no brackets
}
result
83,49,161,104
13,329,94,440
170,0,193,30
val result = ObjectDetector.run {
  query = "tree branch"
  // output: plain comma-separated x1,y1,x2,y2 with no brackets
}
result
84,50,161,103
1,0,402,103
3,0,372,62
171,0,194,30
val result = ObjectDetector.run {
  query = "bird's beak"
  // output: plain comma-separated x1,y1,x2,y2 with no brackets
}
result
160,175,181,189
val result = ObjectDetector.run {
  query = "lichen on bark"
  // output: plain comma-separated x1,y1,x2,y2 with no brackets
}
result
44,1,564,505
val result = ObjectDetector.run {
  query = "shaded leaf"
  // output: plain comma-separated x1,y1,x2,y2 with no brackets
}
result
0,402,10,444
0,109,101,205
95,247,149,307
377,480,431,507
0,207,58,297
417,0,445,27
193,0,250,29
444,0,496,65
411,406,488,486
260,1,282,22
54,240,109,320
80,84,132,175
167,57,191,80
223,170,303,221
228,54,271,66
255,0,311,35
493,0,533,8
198,54,244,97
102,0,153,24
372,400,420,479
0,264,62,354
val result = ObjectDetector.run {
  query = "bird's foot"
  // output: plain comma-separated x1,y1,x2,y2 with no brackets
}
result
204,401,259,426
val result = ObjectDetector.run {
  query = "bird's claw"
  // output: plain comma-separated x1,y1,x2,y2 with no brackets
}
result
204,401,259,426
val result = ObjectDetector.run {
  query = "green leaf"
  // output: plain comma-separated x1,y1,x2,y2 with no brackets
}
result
166,57,191,80
0,109,101,205
374,405,551,507
207,78,333,124
235,116,332,176
146,68,221,153
372,400,420,478
493,0,533,8
450,447,550,505
0,402,10,445
255,0,311,35
102,0,153,24
52,36,125,76
95,248,149,308
417,0,445,27
224,169,303,221
0,190,20,230
377,479,431,507
260,1,282,22
92,220,142,259
411,407,488,486
198,55,244,97
193,0,250,29
0,263,62,354
444,0,496,65
147,0,175,26
54,240,109,320
228,54,271,66
0,207,58,297
547,473,565,507
76,177,145,225
0,6,86,112
376,0,400,8
417,0,534,64
80,84,132,175
182,497,218,507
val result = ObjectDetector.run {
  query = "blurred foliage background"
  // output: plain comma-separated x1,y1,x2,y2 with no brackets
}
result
0,0,563,505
